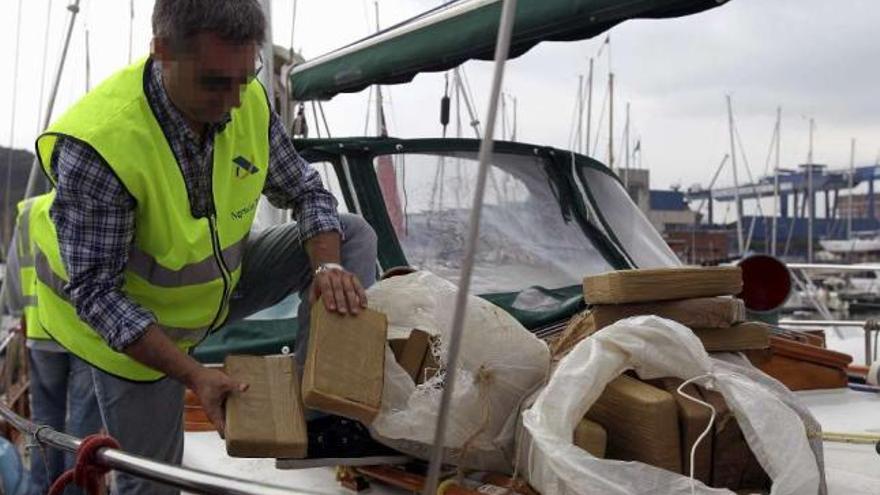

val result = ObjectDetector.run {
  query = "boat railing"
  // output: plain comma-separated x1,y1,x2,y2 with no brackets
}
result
0,399,301,495
787,263,880,272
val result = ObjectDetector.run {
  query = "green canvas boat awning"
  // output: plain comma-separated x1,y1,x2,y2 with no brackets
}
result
290,0,730,101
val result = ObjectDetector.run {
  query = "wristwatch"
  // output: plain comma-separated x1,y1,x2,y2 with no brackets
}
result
315,262,345,275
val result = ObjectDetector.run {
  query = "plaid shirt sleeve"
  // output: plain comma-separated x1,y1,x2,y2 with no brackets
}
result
50,138,156,351
262,111,342,240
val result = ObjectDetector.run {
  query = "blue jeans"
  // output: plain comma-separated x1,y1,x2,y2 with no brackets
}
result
27,350,103,495
90,214,378,495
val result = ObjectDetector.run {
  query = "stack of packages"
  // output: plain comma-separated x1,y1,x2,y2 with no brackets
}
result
223,300,389,459
553,266,769,357
554,266,773,491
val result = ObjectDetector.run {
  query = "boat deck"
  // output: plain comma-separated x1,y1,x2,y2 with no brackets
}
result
796,388,880,495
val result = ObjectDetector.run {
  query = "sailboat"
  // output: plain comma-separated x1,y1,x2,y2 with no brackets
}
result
2,0,878,494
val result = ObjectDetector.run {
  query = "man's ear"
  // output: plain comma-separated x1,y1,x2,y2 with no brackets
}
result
152,37,170,62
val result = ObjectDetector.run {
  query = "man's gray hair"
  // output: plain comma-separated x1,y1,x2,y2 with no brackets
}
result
152,0,266,47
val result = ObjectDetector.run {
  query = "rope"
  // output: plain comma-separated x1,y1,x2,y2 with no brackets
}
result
29,425,54,486
48,434,120,495
675,374,717,495
455,366,493,480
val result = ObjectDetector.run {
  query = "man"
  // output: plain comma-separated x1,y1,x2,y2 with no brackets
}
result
6,194,102,495
30,1,377,493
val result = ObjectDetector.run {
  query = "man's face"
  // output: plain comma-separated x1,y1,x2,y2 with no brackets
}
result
155,32,260,125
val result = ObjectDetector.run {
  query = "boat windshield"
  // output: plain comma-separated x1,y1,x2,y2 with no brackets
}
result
577,166,681,269
373,151,613,295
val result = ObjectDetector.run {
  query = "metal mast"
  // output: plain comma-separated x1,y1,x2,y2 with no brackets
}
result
585,57,593,156
727,95,744,255
771,106,781,256
2,0,83,324
807,117,815,263
849,138,856,239
2,0,26,257
608,71,614,169
624,102,631,188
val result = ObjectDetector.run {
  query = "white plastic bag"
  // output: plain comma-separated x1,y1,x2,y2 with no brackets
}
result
367,271,550,472
520,315,821,495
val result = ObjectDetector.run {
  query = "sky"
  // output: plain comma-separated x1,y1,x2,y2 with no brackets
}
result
0,0,878,215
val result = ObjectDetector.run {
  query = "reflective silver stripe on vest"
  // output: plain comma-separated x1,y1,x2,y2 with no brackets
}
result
34,252,68,298
21,295,37,307
17,199,35,266
34,251,209,343
126,238,245,288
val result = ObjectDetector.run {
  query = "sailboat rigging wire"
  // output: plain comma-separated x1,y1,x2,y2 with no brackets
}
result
761,120,779,177
317,101,333,137
3,0,26,255
733,117,766,253
36,0,55,132
310,102,322,138
289,0,298,58
590,82,609,160
362,0,374,33
25,0,82,196
0,0,82,330
567,81,580,150
458,68,482,136
128,0,135,63
400,153,409,234
363,85,374,135
694,154,729,218
421,0,519,493
782,209,796,258
85,25,92,92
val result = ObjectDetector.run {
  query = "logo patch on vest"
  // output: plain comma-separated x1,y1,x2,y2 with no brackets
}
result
231,199,258,221
233,156,260,179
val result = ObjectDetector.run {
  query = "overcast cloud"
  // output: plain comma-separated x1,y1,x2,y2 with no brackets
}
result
1,0,877,200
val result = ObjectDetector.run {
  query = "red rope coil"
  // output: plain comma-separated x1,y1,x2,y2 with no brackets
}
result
48,434,120,495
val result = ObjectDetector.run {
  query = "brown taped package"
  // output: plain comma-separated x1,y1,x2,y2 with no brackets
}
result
589,297,746,330
691,321,771,352
585,375,682,473
550,312,763,360
702,389,770,490
225,355,307,458
583,266,743,304
573,418,607,458
646,377,713,484
398,329,433,383
302,301,388,424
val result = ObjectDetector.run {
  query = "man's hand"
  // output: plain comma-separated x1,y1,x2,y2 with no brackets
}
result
309,266,367,315
304,230,368,315
185,367,248,438
125,325,249,438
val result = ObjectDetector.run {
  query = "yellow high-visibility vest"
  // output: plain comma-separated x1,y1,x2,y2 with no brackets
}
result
15,194,53,341
32,58,270,381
